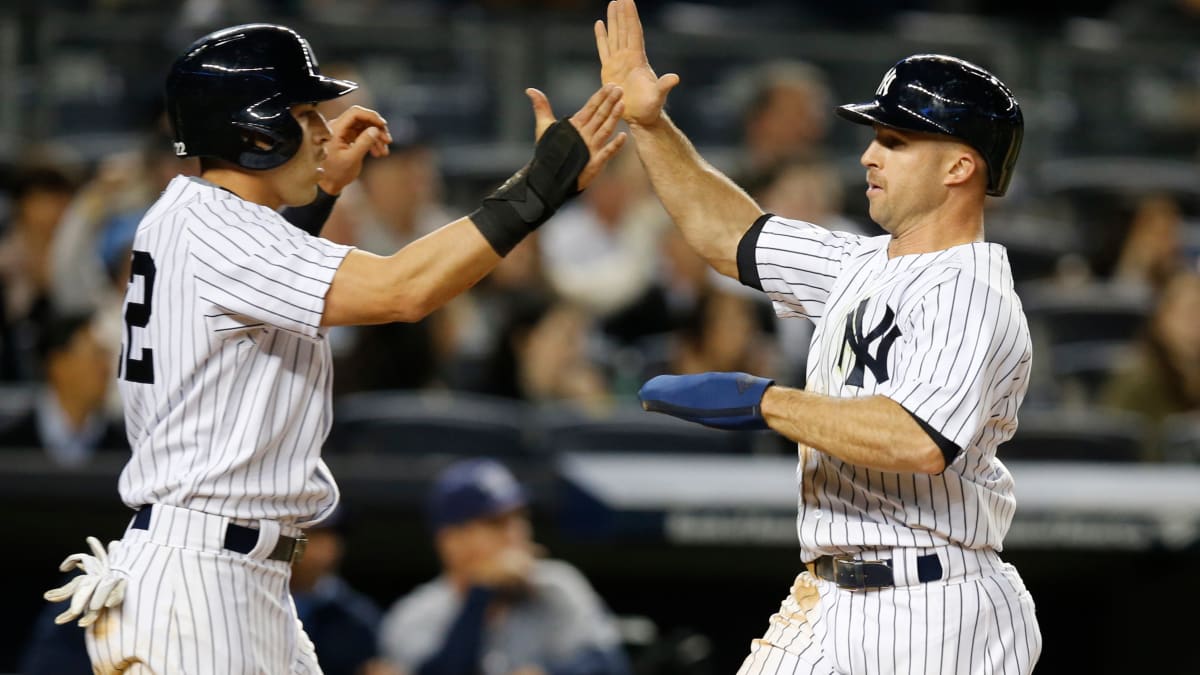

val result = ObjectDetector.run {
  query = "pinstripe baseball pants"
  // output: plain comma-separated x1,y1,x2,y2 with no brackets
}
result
736,547,1041,675
85,504,321,674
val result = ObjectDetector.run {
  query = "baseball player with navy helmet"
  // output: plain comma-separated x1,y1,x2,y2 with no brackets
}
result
596,1,1041,673
42,23,626,674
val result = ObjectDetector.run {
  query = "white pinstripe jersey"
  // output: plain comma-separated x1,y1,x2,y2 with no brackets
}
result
115,175,353,527
748,214,1032,560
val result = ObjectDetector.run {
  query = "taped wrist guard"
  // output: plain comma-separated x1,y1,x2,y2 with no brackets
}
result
470,119,589,256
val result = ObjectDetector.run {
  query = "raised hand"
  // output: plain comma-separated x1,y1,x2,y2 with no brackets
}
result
527,84,627,191
594,0,680,127
319,105,393,195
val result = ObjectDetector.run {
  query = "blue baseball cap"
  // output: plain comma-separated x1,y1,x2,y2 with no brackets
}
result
426,458,528,530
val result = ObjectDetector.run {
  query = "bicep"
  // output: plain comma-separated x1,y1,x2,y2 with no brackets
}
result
322,249,409,327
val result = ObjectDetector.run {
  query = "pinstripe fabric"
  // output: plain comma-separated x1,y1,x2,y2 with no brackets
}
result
738,216,1041,674
116,175,352,528
86,505,322,674
737,551,1041,675
96,174,352,673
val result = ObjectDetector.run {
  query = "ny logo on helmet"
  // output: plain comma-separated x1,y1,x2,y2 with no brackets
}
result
876,67,898,97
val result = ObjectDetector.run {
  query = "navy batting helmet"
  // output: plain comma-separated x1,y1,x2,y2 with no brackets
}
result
165,24,356,170
837,54,1023,197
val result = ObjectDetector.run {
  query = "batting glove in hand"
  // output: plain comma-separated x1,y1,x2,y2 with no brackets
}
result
639,372,775,430
44,536,128,627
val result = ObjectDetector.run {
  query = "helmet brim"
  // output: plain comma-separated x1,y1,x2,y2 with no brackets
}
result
296,75,358,103
836,101,953,136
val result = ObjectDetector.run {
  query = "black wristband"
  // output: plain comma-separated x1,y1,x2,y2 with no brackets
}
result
471,119,590,256
281,187,339,236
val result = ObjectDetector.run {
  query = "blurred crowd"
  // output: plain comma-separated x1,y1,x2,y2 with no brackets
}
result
2,45,1199,470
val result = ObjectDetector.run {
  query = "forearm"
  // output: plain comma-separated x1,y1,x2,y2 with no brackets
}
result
322,217,501,326
628,115,763,278
760,387,947,474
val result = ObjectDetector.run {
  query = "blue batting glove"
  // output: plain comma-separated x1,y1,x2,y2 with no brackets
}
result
638,372,775,431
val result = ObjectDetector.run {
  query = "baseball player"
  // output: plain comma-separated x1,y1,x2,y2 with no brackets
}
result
42,23,626,674
596,1,1041,673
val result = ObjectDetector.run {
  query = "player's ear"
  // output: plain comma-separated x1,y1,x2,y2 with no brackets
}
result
944,145,981,190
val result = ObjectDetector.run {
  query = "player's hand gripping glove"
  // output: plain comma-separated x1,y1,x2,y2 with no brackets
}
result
43,536,128,627
470,119,589,256
639,372,775,430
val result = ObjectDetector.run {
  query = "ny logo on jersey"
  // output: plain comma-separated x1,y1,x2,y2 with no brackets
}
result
839,299,902,387
876,67,898,97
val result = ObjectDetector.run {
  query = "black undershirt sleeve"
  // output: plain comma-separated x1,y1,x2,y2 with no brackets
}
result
901,405,962,470
736,213,774,291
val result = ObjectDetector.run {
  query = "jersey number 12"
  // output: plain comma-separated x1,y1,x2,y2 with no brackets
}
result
121,250,156,384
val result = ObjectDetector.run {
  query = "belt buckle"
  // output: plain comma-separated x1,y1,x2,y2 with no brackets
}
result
833,557,865,589
834,557,889,590
290,535,308,564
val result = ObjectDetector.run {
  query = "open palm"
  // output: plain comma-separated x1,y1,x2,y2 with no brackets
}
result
594,0,680,126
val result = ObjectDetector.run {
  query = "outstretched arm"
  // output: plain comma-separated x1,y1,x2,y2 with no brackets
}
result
322,85,626,326
596,0,762,279
639,373,948,474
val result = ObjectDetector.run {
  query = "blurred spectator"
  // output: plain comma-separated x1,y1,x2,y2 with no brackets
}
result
734,60,833,184
474,290,609,412
20,592,91,675
665,286,778,380
330,133,459,397
1101,271,1200,459
748,153,873,237
0,163,80,381
51,126,195,316
0,310,126,466
291,504,389,675
1111,193,1187,294
539,147,672,344
49,127,197,416
379,458,631,675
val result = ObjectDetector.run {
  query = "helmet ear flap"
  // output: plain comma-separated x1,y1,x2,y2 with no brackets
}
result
231,115,304,170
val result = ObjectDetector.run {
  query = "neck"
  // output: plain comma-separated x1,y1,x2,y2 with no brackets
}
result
885,196,985,258
202,167,281,210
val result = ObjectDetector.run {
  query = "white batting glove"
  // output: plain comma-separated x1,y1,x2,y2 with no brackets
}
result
43,536,128,627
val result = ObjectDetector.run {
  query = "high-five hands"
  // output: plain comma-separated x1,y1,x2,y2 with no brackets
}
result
527,84,627,191
594,0,680,127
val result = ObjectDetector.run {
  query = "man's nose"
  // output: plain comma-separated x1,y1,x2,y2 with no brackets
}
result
860,141,881,168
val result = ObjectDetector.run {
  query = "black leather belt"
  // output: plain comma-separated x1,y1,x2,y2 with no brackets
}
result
131,505,306,564
807,553,943,589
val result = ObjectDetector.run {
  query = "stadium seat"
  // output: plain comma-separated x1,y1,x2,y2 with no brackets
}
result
534,402,759,455
998,408,1147,462
1018,280,1151,349
1161,413,1200,463
329,391,536,457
